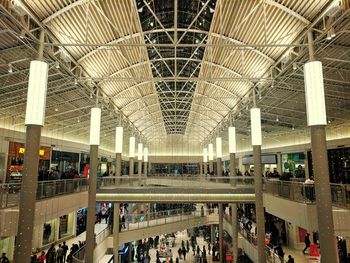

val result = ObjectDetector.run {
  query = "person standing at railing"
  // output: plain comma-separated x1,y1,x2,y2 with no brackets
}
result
304,176,315,201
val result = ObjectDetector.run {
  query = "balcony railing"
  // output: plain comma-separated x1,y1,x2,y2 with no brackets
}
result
263,179,350,208
0,178,88,209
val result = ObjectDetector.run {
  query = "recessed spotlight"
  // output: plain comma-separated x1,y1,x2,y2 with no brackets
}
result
8,64,13,73
150,21,154,27
293,63,297,70
74,79,78,85
292,126,295,130
328,120,331,124
55,62,60,69
276,116,279,122
55,108,58,112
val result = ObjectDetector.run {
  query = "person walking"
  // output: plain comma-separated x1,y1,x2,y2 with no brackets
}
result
62,241,68,263
274,243,285,262
57,244,64,263
303,233,311,254
287,255,295,263
0,253,9,263
182,247,187,260
46,244,56,263
38,251,46,263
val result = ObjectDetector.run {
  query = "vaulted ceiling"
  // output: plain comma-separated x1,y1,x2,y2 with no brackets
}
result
1,0,350,152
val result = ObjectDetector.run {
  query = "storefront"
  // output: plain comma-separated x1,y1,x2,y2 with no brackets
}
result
150,163,199,175
80,152,90,177
6,141,51,183
242,154,277,176
282,152,306,178
51,150,79,178
76,208,88,235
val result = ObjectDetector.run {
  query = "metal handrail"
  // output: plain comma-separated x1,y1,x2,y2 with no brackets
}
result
263,179,350,208
0,178,88,209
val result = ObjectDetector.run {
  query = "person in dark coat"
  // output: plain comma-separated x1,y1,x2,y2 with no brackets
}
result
303,233,311,254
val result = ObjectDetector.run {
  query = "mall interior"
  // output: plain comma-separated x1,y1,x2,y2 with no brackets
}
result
1,0,350,263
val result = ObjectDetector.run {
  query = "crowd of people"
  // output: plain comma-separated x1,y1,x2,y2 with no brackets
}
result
30,241,85,263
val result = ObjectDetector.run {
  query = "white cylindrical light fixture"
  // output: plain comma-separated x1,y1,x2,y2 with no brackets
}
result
251,108,262,146
25,61,49,126
115,127,123,153
203,148,208,163
89,107,101,146
138,143,143,161
129,137,135,158
304,61,327,126
208,143,214,161
216,137,222,158
228,127,237,153
144,147,149,162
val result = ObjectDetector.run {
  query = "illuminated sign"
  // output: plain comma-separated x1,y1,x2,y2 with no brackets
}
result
19,147,45,156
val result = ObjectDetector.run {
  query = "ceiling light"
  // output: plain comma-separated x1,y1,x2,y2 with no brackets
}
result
276,116,279,122
327,27,336,40
8,64,13,73
293,63,297,70
19,29,26,39
55,108,58,112
55,62,60,69
209,7,215,13
199,22,202,26
292,126,295,130
328,119,331,124
150,21,154,27
259,93,262,100
195,39,199,43
74,78,78,85
137,7,143,13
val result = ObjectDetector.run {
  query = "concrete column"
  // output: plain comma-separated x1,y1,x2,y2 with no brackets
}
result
254,145,266,263
199,161,203,175
219,204,224,263
143,162,148,177
129,158,134,176
203,162,208,176
85,145,98,263
14,125,42,263
276,153,282,175
230,153,238,262
113,203,120,263
138,160,142,178
14,30,47,263
217,158,222,177
311,126,338,262
116,153,121,176
209,161,214,174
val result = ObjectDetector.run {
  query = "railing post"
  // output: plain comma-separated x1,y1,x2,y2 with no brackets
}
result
342,184,347,207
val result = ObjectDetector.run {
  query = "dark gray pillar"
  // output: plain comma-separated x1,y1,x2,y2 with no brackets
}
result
85,145,98,263
116,153,121,176
129,158,134,177
14,125,41,263
230,153,238,262
143,162,148,177
311,126,338,262
209,160,214,174
217,158,222,177
211,224,215,245
204,162,208,176
138,160,142,178
113,202,120,263
219,204,224,263
254,145,266,263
